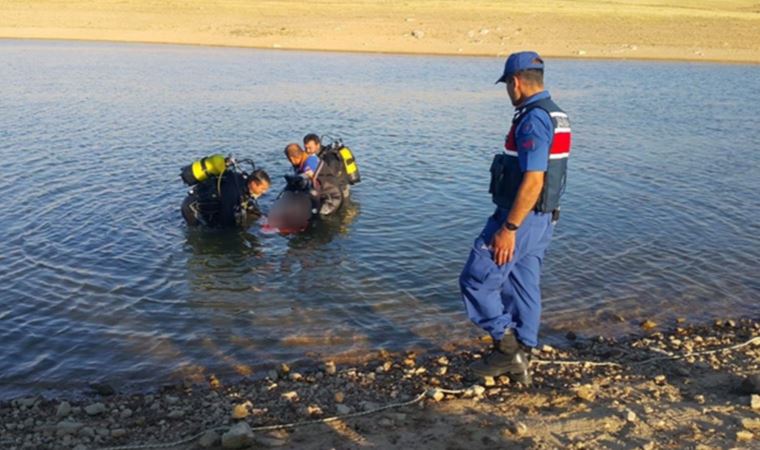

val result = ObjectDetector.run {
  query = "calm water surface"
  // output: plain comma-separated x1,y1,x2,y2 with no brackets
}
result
1,41,758,398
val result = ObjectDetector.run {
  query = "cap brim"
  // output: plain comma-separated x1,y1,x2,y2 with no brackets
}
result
495,73,508,84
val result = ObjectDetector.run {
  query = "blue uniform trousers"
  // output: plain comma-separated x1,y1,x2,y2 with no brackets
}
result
459,209,553,347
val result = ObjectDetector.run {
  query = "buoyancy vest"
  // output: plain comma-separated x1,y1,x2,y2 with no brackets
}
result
489,96,571,213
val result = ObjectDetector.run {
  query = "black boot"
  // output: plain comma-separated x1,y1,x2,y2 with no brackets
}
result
469,329,532,385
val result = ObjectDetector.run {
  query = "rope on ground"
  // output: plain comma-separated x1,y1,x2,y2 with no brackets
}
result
532,335,760,368
631,335,760,366
93,335,759,450
96,390,432,450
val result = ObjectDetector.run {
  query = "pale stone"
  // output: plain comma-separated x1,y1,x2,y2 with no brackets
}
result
222,422,254,449
281,391,298,402
84,403,106,416
199,430,220,448
56,402,72,417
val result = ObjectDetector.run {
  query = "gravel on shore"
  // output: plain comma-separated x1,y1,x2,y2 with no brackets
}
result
2,318,758,449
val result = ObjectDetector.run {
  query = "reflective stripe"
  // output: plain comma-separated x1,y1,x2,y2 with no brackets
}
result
503,150,519,157
549,153,569,160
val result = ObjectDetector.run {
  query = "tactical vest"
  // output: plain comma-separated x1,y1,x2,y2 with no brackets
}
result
489,97,571,213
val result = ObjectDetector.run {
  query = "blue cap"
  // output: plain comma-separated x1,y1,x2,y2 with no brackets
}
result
496,51,544,83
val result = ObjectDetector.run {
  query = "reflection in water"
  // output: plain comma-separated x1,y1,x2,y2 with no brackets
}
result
184,227,263,293
286,199,361,249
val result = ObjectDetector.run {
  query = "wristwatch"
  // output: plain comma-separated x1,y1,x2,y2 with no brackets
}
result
503,222,519,231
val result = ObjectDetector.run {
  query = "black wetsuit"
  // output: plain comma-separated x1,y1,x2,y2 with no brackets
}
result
182,172,260,228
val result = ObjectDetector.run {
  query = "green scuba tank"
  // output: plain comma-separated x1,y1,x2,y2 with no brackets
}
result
180,154,227,186
338,147,361,185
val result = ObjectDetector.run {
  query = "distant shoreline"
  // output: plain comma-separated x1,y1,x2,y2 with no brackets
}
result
2,0,759,64
3,36,759,66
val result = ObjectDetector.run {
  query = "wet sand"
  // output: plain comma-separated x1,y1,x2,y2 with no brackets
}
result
1,1,760,63
2,318,759,449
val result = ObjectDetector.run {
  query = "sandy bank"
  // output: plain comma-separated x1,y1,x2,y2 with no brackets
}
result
1,1,759,63
2,318,759,449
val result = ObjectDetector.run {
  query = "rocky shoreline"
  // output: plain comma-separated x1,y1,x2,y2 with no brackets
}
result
2,318,759,449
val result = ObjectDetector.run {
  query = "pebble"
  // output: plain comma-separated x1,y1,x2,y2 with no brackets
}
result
208,374,221,389
506,421,528,436
336,404,351,415
222,422,254,449
324,361,337,375
626,410,638,423
641,320,657,331
120,408,132,419
574,385,596,402
437,356,449,366
411,30,424,39
199,430,220,448
472,385,486,397
751,394,760,411
379,417,394,427
167,409,184,419
231,402,251,419
111,428,127,438
56,401,72,417
85,403,106,416
541,345,555,353
566,331,577,340
741,374,760,394
288,372,303,382
430,389,445,402
306,404,323,416
361,401,380,411
266,369,279,381
165,395,180,405
483,377,496,387
736,431,753,442
403,358,416,367
17,397,37,408
56,421,83,436
90,383,115,396
73,445,87,450
282,391,298,402
334,391,345,403
742,418,760,431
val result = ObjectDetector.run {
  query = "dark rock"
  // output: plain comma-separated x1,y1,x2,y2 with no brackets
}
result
740,374,760,395
89,383,116,396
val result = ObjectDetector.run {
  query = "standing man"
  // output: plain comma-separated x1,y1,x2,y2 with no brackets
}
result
459,51,571,384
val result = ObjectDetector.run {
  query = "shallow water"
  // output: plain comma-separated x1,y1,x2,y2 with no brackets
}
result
0,41,758,399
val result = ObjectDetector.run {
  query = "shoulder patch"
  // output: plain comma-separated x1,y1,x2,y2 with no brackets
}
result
519,121,534,134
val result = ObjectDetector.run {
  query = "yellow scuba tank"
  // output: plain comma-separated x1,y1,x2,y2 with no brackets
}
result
338,147,361,185
180,154,227,186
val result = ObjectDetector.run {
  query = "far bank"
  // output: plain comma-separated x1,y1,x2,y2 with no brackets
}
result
1,0,759,64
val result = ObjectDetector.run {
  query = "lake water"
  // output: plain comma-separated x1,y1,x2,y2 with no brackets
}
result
0,40,758,399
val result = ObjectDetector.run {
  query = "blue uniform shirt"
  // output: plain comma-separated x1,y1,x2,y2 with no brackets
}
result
297,155,320,175
515,91,553,173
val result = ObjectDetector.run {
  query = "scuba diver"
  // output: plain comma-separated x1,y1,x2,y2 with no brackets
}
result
180,154,271,228
265,136,361,233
